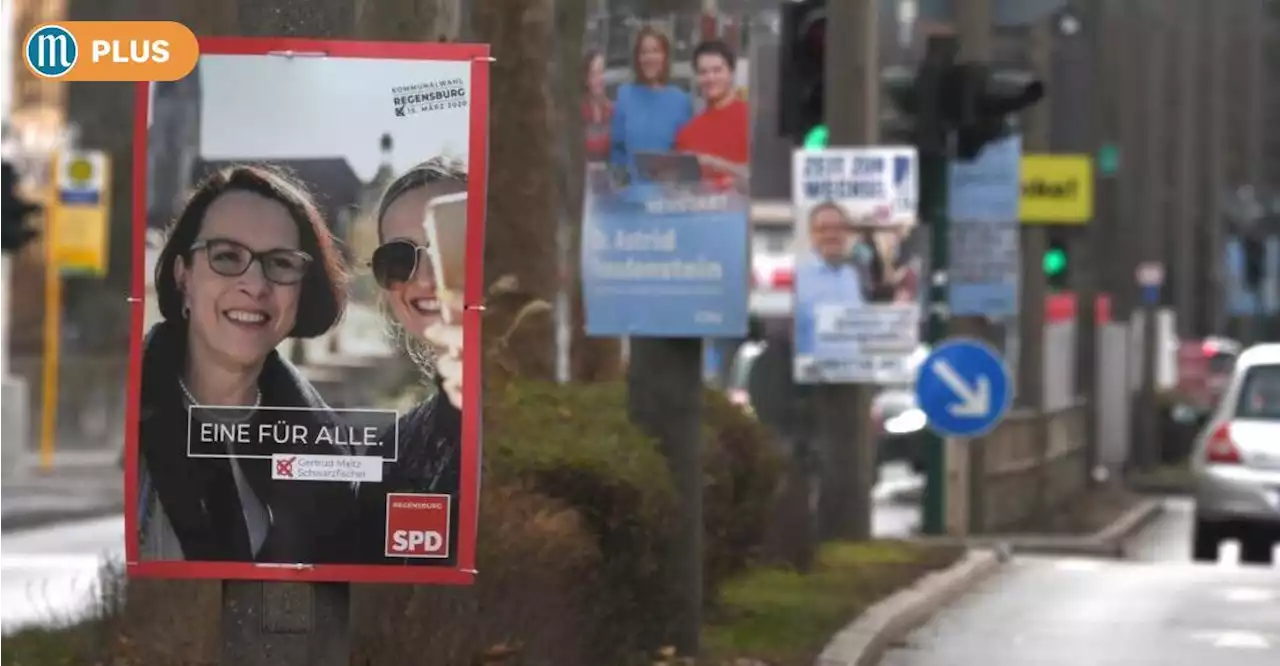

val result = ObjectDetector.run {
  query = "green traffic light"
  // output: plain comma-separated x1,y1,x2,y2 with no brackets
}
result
803,124,829,149
1043,247,1068,276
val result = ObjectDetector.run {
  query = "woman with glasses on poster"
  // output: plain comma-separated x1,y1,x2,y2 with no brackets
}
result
138,165,349,563
345,157,467,565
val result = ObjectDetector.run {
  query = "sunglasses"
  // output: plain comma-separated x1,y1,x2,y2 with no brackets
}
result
370,239,429,290
189,238,312,286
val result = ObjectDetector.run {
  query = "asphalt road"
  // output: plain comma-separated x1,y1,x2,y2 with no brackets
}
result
882,497,1280,665
1,514,123,633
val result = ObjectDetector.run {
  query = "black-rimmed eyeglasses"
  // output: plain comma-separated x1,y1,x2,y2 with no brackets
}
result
189,238,312,286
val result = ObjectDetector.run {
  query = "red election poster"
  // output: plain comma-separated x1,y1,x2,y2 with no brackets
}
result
126,38,488,585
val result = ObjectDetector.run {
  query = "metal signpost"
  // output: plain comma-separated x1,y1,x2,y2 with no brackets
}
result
915,337,1013,439
40,149,110,470
1136,261,1165,306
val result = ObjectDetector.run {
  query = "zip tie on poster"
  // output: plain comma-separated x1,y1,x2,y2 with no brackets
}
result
255,562,317,571
474,56,496,62
267,50,329,59
464,304,486,312
126,296,142,303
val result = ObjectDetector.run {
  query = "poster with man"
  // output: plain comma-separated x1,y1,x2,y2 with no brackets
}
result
791,147,921,384
127,38,488,586
579,10,752,338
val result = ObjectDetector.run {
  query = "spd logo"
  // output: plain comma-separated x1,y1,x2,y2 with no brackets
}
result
24,21,199,82
384,493,451,559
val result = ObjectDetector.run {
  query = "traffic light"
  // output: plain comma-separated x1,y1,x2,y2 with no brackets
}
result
1,160,41,255
881,39,1044,163
1044,233,1070,290
1242,234,1266,292
803,124,829,150
778,0,826,143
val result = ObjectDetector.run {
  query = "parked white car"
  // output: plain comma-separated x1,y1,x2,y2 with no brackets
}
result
1189,343,1280,564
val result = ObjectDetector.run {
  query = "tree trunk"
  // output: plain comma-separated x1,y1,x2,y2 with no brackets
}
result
546,0,623,381
470,0,559,381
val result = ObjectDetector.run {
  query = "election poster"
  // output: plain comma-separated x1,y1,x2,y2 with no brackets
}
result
127,38,488,585
791,147,922,384
579,10,752,338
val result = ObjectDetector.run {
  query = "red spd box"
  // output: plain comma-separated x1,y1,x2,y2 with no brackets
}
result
384,493,451,558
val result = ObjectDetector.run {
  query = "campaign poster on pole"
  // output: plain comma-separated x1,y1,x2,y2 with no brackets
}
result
791,147,921,384
579,10,751,338
127,38,489,585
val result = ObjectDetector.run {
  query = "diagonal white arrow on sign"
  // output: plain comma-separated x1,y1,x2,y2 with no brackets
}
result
931,359,991,418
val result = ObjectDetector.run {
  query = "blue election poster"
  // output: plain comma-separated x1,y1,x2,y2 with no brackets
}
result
948,134,1021,318
580,166,749,337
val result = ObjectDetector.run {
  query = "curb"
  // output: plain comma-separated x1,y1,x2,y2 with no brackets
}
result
817,549,1002,666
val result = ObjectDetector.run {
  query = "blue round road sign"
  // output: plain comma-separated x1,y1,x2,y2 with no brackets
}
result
914,337,1012,438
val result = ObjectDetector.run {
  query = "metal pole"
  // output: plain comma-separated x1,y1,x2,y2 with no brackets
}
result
917,28,960,537
621,0,708,654
1171,0,1199,341
918,103,950,536
38,168,62,472
816,0,880,542
950,0,993,536
1077,0,1112,484
1202,3,1228,338
1017,22,1049,418
1134,0,1167,472
0,254,9,379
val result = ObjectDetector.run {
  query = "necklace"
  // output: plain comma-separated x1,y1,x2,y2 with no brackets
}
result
179,377,262,423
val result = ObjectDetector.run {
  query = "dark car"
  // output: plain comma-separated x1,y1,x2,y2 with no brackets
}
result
727,340,931,473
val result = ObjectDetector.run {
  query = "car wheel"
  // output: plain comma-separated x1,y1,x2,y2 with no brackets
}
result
1192,519,1222,563
1239,528,1276,566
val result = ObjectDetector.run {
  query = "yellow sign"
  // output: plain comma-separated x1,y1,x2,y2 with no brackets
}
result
1019,154,1094,224
51,150,111,275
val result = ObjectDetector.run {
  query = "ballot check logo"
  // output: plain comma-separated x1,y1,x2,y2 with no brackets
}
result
385,493,451,558
275,456,297,478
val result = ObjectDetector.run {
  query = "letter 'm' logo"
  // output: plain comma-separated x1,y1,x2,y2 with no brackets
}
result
25,25,78,78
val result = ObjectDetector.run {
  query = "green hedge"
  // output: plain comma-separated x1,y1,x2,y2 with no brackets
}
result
483,379,785,658
39,378,785,666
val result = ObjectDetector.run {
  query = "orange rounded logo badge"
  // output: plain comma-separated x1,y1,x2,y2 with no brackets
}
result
24,21,199,82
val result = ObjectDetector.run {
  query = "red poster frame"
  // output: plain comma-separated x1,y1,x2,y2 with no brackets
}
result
125,37,489,585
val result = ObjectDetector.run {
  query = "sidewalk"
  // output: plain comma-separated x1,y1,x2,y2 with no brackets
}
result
1,451,124,533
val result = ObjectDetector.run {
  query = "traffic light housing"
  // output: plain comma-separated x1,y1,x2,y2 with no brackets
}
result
1,160,41,255
778,0,826,143
1242,234,1266,292
882,37,1044,163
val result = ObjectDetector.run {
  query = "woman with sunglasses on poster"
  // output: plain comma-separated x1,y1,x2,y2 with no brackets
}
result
138,165,349,563
346,157,467,565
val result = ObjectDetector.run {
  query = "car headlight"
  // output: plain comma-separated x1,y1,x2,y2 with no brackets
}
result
884,408,926,434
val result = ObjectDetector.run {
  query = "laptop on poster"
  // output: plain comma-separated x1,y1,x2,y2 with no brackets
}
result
634,151,703,184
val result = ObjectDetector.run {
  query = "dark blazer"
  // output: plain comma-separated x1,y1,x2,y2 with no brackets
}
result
138,320,350,563
343,388,463,566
